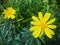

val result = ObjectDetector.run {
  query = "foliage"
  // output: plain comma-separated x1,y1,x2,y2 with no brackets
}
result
0,0,60,45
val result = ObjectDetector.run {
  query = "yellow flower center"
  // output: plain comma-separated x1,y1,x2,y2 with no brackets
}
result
7,11,13,15
40,22,46,29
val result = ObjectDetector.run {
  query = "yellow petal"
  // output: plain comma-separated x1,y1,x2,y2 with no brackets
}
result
39,30,43,37
46,18,56,25
4,15,7,19
31,21,40,25
44,13,51,22
33,29,41,38
30,26,40,31
48,28,55,35
5,14,11,19
45,28,55,35
2,9,6,14
8,15,11,19
32,16,39,22
44,28,53,38
47,25,57,29
38,12,43,21
11,15,15,19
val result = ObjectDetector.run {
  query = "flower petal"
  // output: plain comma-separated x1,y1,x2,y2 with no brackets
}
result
48,28,55,35
39,30,44,37
32,16,39,22
45,28,55,35
38,12,43,21
30,26,40,31
2,9,7,14
11,15,15,19
44,28,53,38
47,25,57,29
33,29,41,38
44,13,51,22
46,18,56,25
8,15,11,19
31,21,40,25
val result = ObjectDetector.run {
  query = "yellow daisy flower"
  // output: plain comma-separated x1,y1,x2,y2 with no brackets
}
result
30,12,57,38
2,7,16,19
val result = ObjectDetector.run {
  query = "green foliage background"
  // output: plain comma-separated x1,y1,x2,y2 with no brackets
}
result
0,0,60,45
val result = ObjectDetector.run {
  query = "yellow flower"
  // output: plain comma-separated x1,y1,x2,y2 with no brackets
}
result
2,7,16,19
30,12,57,38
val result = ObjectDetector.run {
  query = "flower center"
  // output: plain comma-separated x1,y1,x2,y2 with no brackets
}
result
7,11,12,15
40,22,46,29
